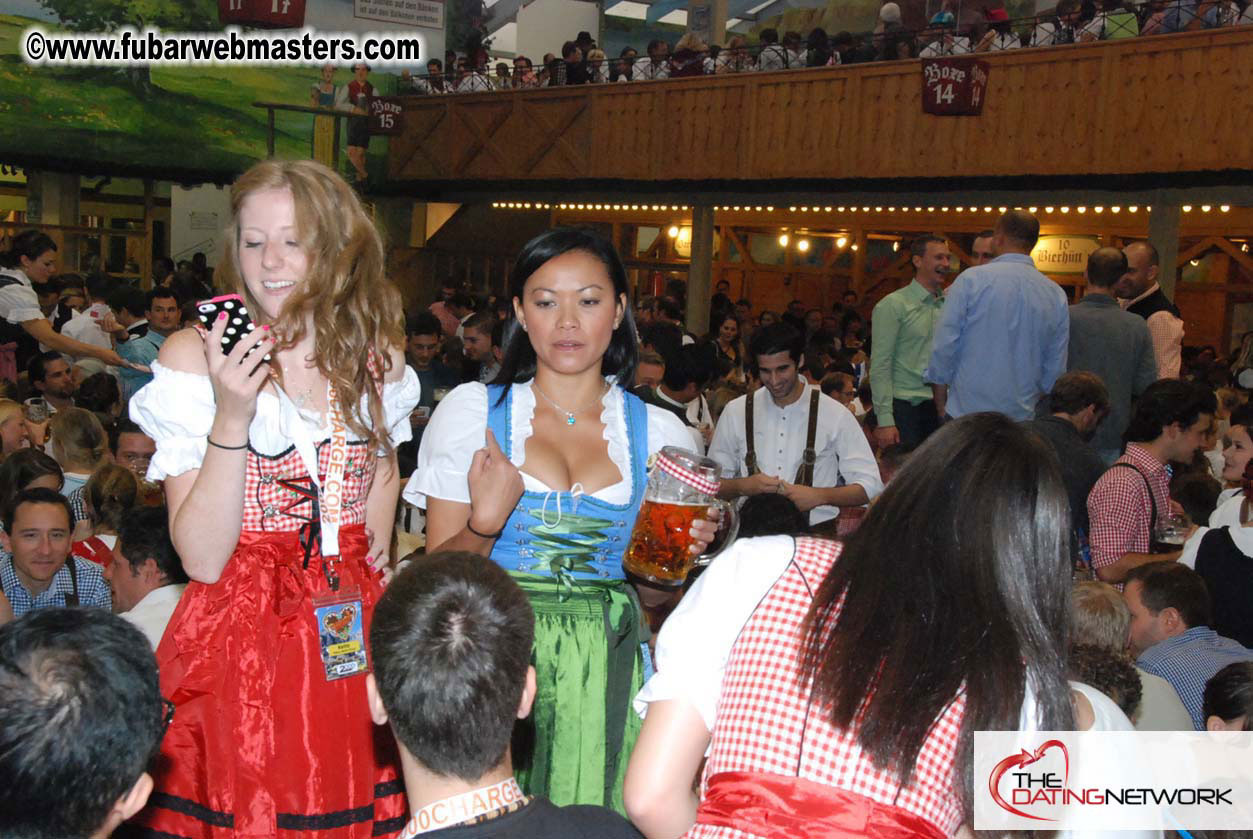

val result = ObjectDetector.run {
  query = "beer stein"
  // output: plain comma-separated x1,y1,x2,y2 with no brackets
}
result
623,446,739,586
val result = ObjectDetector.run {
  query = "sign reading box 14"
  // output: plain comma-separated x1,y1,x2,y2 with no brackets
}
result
975,731,1253,832
921,57,989,116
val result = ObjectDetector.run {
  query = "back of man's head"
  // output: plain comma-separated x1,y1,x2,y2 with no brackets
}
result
1048,370,1110,416
1086,247,1129,289
106,286,146,320
0,609,163,839
994,209,1041,252
1124,561,1212,630
1123,379,1216,444
118,505,189,586
370,552,534,781
1071,580,1131,652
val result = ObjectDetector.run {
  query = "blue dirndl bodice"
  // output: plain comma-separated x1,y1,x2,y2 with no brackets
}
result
484,383,649,582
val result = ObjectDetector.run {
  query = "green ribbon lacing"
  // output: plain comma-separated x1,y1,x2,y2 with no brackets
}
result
524,509,616,602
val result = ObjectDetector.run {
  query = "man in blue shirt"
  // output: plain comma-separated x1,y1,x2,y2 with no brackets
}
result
113,288,180,401
1124,561,1253,729
0,488,111,615
924,210,1069,420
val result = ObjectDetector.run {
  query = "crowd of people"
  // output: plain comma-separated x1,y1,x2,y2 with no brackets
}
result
1,162,1252,839
393,0,1253,95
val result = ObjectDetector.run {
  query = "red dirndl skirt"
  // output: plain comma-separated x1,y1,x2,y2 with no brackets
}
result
129,524,407,839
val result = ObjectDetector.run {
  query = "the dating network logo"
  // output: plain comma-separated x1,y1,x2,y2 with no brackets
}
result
988,740,1070,821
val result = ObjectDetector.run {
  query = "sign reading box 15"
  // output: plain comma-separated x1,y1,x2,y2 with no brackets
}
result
921,57,990,116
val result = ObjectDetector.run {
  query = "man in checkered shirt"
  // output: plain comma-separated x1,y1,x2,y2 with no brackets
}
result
1123,561,1253,729
1086,379,1215,585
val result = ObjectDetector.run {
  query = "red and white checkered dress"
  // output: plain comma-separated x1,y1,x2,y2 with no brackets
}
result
689,537,965,839
129,349,416,839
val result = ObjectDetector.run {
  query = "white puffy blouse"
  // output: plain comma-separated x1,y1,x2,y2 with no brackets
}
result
130,360,422,481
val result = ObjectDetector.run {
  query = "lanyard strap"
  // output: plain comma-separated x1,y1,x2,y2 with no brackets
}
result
398,778,525,838
272,381,349,562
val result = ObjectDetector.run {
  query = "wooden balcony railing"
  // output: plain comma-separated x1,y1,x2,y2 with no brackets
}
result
387,27,1253,188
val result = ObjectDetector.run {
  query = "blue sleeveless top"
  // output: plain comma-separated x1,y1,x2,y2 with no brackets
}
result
485,383,649,583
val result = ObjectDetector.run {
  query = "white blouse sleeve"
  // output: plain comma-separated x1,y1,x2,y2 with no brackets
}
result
380,365,422,449
644,404,698,457
402,382,487,509
634,534,797,731
128,361,216,481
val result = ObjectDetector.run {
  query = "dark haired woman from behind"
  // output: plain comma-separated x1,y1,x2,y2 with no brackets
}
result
405,227,716,811
0,230,127,377
1203,661,1253,731
625,413,1076,839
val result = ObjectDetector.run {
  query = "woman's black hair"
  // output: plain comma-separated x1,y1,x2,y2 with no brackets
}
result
1,230,57,270
1202,662,1253,730
0,448,64,522
491,228,637,403
801,413,1074,818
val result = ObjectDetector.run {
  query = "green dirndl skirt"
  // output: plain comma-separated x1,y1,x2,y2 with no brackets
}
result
508,572,644,814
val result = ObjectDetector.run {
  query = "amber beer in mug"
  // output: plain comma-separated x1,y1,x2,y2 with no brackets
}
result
624,500,710,585
622,447,738,587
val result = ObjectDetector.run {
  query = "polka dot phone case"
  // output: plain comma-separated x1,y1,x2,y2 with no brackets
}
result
196,294,272,362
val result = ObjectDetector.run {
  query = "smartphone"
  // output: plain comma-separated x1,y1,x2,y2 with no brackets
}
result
196,294,271,362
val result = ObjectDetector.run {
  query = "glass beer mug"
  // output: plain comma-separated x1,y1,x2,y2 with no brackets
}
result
623,447,739,586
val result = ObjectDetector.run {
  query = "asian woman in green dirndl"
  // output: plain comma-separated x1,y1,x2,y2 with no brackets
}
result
404,228,718,812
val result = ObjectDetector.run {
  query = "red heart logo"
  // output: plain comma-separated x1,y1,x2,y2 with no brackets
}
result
988,740,1069,822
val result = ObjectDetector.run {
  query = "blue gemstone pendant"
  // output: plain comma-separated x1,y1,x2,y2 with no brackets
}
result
566,414,576,425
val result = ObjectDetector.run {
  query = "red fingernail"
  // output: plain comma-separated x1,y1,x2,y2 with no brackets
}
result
262,324,271,331
216,312,226,321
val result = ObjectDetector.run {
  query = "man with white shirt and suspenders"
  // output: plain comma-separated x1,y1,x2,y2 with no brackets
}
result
708,322,883,537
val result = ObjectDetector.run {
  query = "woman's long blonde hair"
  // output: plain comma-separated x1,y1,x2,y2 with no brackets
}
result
49,407,108,472
218,159,404,455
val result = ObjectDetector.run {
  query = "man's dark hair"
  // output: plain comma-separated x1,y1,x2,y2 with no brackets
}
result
1124,561,1212,630
107,417,146,455
152,256,175,283
1124,380,1216,443
405,311,442,338
76,372,120,416
760,28,779,43
995,209,1041,251
3,486,73,534
370,552,535,780
462,310,495,335
662,343,715,392
0,609,164,839
1048,370,1110,415
145,287,179,310
107,286,146,319
490,319,504,350
656,296,683,323
117,506,188,586
561,40,579,59
1203,662,1253,730
974,229,995,241
1171,471,1221,529
27,350,64,387
1086,247,1129,289
449,292,474,311
910,235,945,261
749,322,804,368
428,58,443,72
638,321,684,366
738,493,808,537
85,271,114,301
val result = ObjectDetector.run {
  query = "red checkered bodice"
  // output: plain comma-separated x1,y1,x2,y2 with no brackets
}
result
691,537,966,838
240,440,376,532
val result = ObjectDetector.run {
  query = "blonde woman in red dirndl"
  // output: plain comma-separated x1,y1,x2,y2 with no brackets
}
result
625,414,1078,839
128,159,420,839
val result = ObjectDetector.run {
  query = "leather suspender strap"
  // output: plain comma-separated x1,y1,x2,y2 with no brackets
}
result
744,389,759,475
793,390,821,487
1107,462,1158,541
64,556,80,607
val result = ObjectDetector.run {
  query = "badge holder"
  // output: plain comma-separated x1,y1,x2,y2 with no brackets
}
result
275,382,368,682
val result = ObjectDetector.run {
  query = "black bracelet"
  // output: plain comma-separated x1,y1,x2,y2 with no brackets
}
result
466,520,503,540
207,438,248,451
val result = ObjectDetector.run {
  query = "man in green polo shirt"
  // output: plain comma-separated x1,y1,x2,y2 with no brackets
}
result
870,235,951,448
